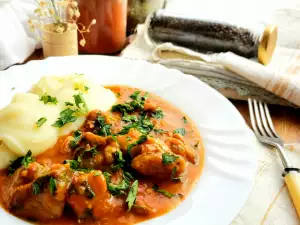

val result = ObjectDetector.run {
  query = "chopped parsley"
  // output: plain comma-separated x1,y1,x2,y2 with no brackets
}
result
171,167,182,182
11,87,15,91
126,180,138,211
65,102,74,106
96,115,112,137
8,150,34,175
52,108,77,128
111,150,125,171
64,159,92,173
118,114,154,135
94,171,101,177
40,94,58,105
32,182,41,195
116,93,121,98
103,172,132,196
84,182,96,199
49,177,57,196
73,93,88,112
36,117,47,127
151,109,164,119
69,130,82,148
182,116,188,124
84,86,89,91
173,128,186,136
153,128,166,134
112,103,133,116
162,153,179,165
127,135,148,154
152,184,175,198
122,115,138,123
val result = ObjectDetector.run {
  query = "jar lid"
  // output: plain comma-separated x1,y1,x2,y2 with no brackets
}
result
258,25,277,65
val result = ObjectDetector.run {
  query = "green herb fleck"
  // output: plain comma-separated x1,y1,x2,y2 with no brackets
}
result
84,182,95,199
73,93,88,112
116,93,121,98
11,87,15,91
152,184,175,198
183,116,188,124
69,130,82,148
52,108,77,128
8,150,34,175
65,102,74,106
153,128,166,134
173,128,186,136
162,153,179,165
103,172,132,196
126,180,138,211
96,115,112,137
111,150,125,171
40,94,58,105
122,115,138,123
127,135,148,154
36,117,47,127
171,167,182,182
84,86,89,91
49,177,57,196
151,109,164,119
32,182,41,195
94,171,101,177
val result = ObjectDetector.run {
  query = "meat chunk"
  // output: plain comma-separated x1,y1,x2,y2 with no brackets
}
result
131,152,186,179
84,132,108,145
68,171,110,219
3,163,73,221
165,134,196,163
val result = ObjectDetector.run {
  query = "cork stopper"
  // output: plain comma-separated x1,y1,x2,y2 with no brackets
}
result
258,25,277,65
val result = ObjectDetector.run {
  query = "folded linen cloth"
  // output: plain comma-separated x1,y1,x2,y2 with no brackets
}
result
0,0,39,70
122,0,300,107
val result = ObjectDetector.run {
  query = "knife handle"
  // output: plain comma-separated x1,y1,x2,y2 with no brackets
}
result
284,171,300,217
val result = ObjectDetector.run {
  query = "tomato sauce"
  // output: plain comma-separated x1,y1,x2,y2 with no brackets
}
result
0,86,204,225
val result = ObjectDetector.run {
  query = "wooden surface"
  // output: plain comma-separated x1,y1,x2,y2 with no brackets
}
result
26,50,300,144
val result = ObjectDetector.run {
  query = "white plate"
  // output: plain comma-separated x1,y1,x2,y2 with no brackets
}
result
0,56,258,225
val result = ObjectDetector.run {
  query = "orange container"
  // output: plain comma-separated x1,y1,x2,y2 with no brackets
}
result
78,0,127,54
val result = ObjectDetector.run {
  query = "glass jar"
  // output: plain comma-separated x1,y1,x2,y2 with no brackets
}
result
78,0,127,54
127,0,166,34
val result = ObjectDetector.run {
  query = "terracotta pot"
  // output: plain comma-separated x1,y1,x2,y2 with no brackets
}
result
42,23,78,58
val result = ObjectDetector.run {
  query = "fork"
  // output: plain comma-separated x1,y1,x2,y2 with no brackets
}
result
248,98,300,218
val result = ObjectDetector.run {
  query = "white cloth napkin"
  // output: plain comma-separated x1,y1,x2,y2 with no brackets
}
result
0,0,39,70
122,0,300,224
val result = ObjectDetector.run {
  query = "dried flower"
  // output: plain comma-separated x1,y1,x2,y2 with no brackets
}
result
79,39,86,47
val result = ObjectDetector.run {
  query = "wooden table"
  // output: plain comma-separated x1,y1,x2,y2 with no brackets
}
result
26,50,300,145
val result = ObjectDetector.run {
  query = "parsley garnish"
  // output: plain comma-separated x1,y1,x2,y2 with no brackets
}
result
84,182,96,199
173,128,186,136
171,167,182,182
84,86,89,91
162,153,179,164
49,177,57,196
152,184,175,198
151,109,164,119
126,180,138,211
112,104,133,116
32,182,41,195
11,87,15,91
94,171,101,176
73,93,88,112
116,93,121,98
127,135,148,154
96,115,112,136
122,115,138,123
103,172,132,196
52,108,77,128
36,117,47,127
40,94,58,105
69,130,82,148
153,128,166,134
183,116,188,124
8,150,34,175
111,150,125,171
65,102,74,106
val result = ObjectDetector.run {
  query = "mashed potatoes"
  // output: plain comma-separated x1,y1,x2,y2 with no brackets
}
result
0,74,116,169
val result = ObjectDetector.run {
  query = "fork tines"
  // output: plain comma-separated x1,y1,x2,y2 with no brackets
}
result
248,98,280,139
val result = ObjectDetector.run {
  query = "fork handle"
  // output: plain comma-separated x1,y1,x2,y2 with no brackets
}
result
284,171,300,217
